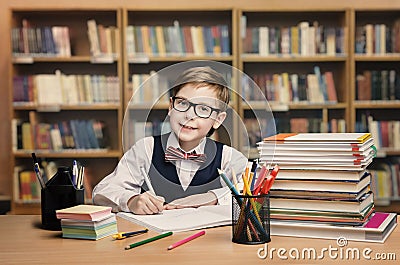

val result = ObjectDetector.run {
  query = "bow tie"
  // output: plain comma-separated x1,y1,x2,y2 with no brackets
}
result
165,146,207,163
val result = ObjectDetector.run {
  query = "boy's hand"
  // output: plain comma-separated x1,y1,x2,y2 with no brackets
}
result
164,192,217,210
128,192,165,215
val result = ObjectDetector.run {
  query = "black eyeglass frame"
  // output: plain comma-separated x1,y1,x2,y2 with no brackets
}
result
171,96,222,119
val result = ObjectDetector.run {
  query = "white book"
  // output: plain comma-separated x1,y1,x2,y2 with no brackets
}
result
259,26,269,55
298,21,309,56
87,19,101,56
125,25,136,58
117,205,231,233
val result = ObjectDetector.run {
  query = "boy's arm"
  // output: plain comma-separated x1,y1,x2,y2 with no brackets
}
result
164,192,217,210
92,138,153,212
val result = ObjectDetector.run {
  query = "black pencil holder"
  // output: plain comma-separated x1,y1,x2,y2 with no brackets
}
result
41,167,84,231
231,193,270,245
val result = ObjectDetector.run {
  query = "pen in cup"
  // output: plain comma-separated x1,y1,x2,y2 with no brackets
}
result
140,166,155,194
72,160,78,187
31,153,45,188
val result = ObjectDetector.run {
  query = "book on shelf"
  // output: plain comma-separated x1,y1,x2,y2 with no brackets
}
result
13,167,41,203
12,118,109,151
270,212,397,243
355,20,400,54
126,23,230,58
87,19,119,58
356,69,400,101
13,72,120,105
242,69,337,104
12,19,71,57
117,205,231,233
370,160,400,205
241,19,345,56
129,72,171,104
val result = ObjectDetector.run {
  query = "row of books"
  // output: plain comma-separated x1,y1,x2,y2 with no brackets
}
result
258,133,397,243
243,118,346,148
13,73,120,105
129,72,172,104
13,168,40,203
12,118,109,151
125,120,171,148
355,21,400,54
12,19,71,57
356,69,400,101
87,19,120,58
370,160,400,205
241,20,346,56
125,22,230,58
128,71,233,105
367,116,400,150
242,67,337,103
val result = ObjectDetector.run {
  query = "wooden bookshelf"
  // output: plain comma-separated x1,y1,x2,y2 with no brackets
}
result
3,1,400,214
122,8,239,150
237,9,350,157
9,9,123,214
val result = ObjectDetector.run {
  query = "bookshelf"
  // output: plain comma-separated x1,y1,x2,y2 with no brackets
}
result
237,9,351,158
122,9,239,151
350,9,400,209
4,3,400,214
9,9,123,214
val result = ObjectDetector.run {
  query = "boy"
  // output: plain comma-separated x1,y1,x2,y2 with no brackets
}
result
93,66,247,214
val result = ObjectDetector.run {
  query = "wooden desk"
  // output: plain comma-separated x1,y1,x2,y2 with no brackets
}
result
0,215,398,264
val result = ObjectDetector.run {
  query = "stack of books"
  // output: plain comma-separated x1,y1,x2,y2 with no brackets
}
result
56,205,118,240
258,133,397,242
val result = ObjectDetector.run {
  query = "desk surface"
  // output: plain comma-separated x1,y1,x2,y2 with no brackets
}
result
0,215,399,265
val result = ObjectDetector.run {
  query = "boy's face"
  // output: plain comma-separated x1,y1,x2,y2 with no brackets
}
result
168,84,227,151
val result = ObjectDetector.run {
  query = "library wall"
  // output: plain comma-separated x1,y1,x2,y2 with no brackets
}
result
1,0,400,198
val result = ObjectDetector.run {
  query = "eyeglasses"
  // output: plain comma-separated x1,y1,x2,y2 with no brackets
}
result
171,96,221,119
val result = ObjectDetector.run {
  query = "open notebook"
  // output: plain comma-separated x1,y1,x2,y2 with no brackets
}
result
117,205,231,233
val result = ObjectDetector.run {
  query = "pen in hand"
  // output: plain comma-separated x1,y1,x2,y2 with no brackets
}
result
140,166,155,194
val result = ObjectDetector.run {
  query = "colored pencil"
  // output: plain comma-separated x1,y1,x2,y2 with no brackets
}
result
125,232,173,250
167,230,205,250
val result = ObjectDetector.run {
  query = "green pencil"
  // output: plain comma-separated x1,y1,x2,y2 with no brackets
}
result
124,231,173,250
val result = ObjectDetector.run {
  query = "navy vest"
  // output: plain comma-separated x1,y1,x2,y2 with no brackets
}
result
146,134,223,203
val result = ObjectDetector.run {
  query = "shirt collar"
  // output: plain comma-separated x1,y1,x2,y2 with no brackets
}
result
167,132,206,154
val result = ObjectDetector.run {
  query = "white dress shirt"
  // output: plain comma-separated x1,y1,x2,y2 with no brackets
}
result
92,133,247,212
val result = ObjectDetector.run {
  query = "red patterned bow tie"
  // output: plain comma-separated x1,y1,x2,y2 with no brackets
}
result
165,146,207,163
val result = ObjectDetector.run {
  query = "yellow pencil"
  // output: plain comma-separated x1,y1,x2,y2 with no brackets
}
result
241,174,262,224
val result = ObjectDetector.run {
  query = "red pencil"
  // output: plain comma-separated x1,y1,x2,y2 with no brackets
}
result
167,230,206,250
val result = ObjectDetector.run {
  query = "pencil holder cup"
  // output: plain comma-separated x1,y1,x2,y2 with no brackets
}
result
231,193,270,245
41,167,84,231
